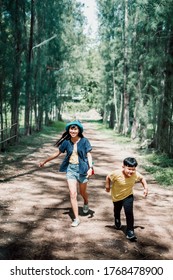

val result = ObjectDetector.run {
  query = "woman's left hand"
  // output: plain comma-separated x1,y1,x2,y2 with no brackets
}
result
87,167,94,178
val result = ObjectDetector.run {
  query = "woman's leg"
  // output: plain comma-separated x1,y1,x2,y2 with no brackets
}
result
79,182,88,205
67,179,79,219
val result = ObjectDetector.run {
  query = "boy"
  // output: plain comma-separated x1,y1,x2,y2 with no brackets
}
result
105,157,148,240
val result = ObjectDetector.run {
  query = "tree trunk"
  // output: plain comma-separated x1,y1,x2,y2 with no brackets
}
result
109,103,115,129
0,86,5,150
122,0,130,135
25,0,35,135
10,0,23,144
157,29,173,155
113,67,119,130
118,92,124,133
131,66,142,139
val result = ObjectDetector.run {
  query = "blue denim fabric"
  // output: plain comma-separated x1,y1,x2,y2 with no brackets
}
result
66,163,88,183
59,137,92,175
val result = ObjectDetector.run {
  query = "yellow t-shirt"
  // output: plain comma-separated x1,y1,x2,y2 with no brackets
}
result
109,170,143,202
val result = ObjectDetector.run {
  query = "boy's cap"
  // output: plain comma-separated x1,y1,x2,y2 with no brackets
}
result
65,120,83,133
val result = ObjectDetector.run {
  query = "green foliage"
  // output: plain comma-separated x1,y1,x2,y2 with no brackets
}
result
154,168,173,186
145,165,173,186
1,0,173,158
144,153,173,186
0,0,87,140
9,121,66,153
146,153,173,168
95,123,133,144
64,101,90,114
43,121,66,133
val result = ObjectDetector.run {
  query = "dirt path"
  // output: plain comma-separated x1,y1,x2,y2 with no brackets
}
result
0,122,173,260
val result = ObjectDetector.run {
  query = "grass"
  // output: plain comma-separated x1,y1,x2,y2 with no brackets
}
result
18,121,65,148
143,153,173,186
0,121,66,164
95,123,132,144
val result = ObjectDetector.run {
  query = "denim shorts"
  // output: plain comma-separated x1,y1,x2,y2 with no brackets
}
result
66,163,88,183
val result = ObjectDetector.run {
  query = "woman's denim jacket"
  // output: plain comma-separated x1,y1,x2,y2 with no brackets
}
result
58,137,92,175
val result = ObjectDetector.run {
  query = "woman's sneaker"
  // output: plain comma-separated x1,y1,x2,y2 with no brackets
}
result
83,204,89,214
126,230,137,240
71,218,80,227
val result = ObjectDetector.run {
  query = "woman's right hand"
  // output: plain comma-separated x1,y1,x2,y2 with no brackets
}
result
39,162,45,168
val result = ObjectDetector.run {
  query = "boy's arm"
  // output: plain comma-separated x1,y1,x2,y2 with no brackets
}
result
141,177,148,197
105,175,111,192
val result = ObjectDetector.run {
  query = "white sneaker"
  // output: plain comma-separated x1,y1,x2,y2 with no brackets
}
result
71,219,80,227
83,204,89,214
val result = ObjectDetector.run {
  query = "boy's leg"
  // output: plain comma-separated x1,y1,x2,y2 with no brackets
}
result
113,201,122,229
123,195,136,239
123,194,134,230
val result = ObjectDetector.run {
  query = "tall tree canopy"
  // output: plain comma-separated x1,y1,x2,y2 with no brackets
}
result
96,0,173,157
0,0,87,140
0,0,173,158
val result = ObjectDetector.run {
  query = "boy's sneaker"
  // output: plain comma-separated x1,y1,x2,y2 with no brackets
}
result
71,219,80,227
115,219,121,229
83,204,89,214
126,230,137,240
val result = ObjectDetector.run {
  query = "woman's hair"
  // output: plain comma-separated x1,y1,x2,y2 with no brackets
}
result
54,131,70,147
54,127,84,147
123,157,138,167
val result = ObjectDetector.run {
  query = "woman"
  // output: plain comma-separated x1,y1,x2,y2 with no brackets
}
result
39,120,93,227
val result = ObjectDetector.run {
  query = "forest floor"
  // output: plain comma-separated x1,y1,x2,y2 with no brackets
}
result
0,120,173,260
